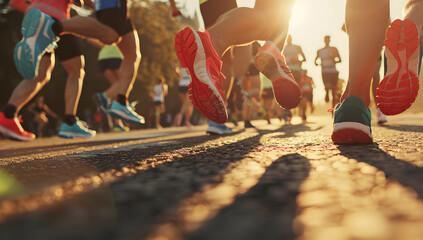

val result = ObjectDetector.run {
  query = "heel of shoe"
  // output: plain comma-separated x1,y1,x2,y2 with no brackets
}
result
175,27,198,69
21,8,43,38
272,77,301,109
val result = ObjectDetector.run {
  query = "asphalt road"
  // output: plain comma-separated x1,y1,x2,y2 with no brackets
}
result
0,114,423,240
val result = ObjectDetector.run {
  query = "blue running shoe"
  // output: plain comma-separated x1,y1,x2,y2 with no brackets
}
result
14,8,59,80
93,92,110,113
332,96,373,144
58,119,96,139
206,120,232,135
108,101,145,125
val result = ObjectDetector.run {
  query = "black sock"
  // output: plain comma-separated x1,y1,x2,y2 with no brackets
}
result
51,20,63,36
63,115,77,125
116,94,127,105
2,104,17,119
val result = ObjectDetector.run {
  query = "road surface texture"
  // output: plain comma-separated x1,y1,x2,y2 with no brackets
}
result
0,114,423,240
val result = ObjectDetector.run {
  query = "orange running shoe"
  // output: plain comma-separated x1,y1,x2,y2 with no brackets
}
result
0,112,35,141
376,19,420,115
254,41,301,109
175,27,227,123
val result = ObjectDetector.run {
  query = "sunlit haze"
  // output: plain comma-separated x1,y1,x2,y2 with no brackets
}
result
287,0,407,103
177,0,408,103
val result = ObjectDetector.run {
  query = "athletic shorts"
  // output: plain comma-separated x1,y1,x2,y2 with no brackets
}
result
154,101,163,106
98,58,122,73
95,0,134,37
302,92,313,102
200,0,237,28
262,88,274,100
179,86,189,93
44,34,81,61
322,72,339,89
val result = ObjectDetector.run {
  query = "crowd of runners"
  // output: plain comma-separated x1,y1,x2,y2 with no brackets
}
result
0,0,421,144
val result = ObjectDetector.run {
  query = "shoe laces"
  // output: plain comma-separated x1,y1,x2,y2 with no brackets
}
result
76,120,90,130
125,104,139,116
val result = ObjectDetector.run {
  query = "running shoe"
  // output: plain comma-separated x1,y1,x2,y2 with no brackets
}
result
254,41,301,109
376,108,388,124
93,92,110,113
14,8,59,80
332,96,373,144
175,27,227,123
206,120,232,135
376,19,420,115
58,119,96,138
0,112,35,141
108,101,145,125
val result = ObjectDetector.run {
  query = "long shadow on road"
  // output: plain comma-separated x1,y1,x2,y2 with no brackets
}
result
188,153,310,240
0,123,320,240
0,138,144,159
0,131,270,240
337,144,423,199
0,132,242,192
378,124,423,133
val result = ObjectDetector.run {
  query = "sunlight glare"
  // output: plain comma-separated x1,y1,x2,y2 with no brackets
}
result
289,0,309,30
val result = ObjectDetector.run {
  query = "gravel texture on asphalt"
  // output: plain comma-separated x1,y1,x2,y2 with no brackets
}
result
0,115,422,240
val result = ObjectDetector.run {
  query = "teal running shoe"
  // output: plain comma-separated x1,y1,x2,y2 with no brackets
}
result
108,101,145,125
93,92,110,113
14,8,59,80
332,96,373,144
206,120,232,135
58,119,96,139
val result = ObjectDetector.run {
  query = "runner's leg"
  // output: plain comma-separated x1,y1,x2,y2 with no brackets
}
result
61,16,119,45
9,54,54,110
404,0,423,41
117,29,141,98
332,0,389,144
61,56,85,116
341,0,389,107
104,70,121,99
208,0,295,57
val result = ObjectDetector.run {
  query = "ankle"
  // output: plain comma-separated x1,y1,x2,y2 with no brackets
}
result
116,94,127,105
343,95,370,108
2,104,18,119
63,115,77,125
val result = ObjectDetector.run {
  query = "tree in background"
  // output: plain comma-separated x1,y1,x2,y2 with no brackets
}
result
0,0,187,129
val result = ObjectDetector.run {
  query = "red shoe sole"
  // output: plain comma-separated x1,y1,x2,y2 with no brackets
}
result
175,28,227,123
254,50,301,109
272,77,302,109
332,128,373,144
376,19,420,115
